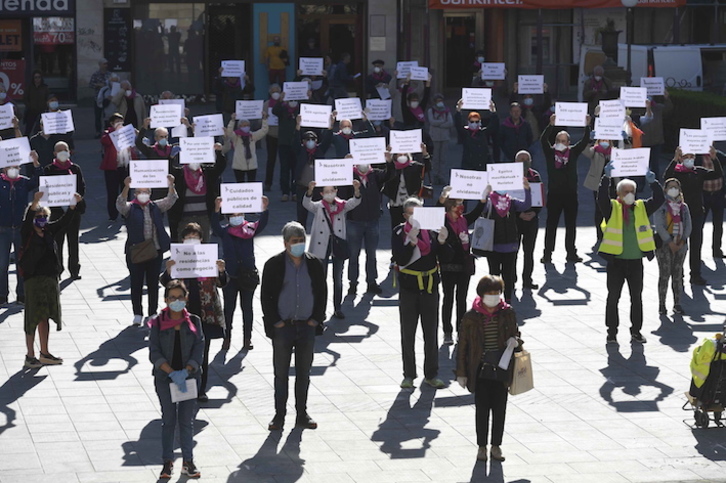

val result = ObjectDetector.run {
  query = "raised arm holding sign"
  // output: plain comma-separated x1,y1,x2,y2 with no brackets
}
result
39,174,77,207
411,207,445,231
130,160,169,189
193,114,225,137
461,88,492,110
220,182,263,214
0,137,32,168
389,129,423,154
611,147,651,177
488,163,524,192
365,99,392,121
221,60,245,78
300,104,332,128
283,82,310,101
150,104,183,128
334,98,363,121
554,102,588,127
517,75,544,95
314,159,353,186
481,63,506,80
235,100,264,120
299,57,324,76
679,129,712,155
350,138,387,165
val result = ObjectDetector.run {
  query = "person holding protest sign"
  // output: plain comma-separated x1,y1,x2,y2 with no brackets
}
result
101,113,137,221
454,99,500,171
382,144,432,231
214,68,254,123
330,113,373,158
136,116,191,166
148,279,205,480
160,222,227,403
273,92,305,203
112,81,147,129
23,70,50,137
400,71,433,154
0,84,20,140
226,112,269,183
366,60,392,99
117,174,178,327
498,102,533,163
514,150,542,291
426,93,454,184
293,115,333,227
43,141,86,281
700,149,726,259
263,84,282,192
583,136,615,242
639,91,672,178
20,190,82,369
303,180,361,319
510,81,551,141
583,65,613,117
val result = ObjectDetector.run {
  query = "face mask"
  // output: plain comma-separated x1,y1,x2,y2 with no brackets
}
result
56,151,70,162
288,101,298,108
599,141,610,149
188,163,201,171
554,143,567,152
683,158,695,169
483,294,501,308
396,155,409,164
323,193,336,202
34,216,48,228
523,98,534,107
409,101,419,109
0,92,6,100
594,76,602,81
357,164,370,173
183,238,201,245
49,101,59,110
289,242,306,258
667,187,680,198
157,138,168,147
6,168,19,179
341,127,352,135
436,102,444,109
169,300,186,312
126,90,133,97
477,56,485,63
136,193,150,203
454,205,465,216
468,122,480,130
271,92,281,100
373,121,382,127
305,140,316,150
229,215,245,226
374,67,381,73
113,121,123,130
240,126,251,133
621,193,635,205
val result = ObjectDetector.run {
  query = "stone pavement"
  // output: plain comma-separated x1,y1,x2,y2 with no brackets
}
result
1,107,725,483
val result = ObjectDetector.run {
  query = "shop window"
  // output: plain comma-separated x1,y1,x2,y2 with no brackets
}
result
33,17,75,100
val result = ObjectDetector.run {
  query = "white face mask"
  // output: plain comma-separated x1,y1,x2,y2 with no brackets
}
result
6,168,19,179
683,158,695,169
554,143,567,152
667,187,680,199
594,75,602,81
288,100,298,108
357,164,370,174
621,193,635,205
341,127,352,135
323,192,336,202
113,121,123,130
136,193,150,203
183,238,201,245
56,151,71,162
396,155,408,164
229,215,245,226
483,294,501,308
271,92,281,100
188,163,201,171
126,90,133,97
373,67,381,73
409,101,419,109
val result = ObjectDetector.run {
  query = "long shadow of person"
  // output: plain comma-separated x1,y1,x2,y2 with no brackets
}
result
691,427,726,461
0,368,46,436
370,388,440,459
226,430,304,482
96,276,132,302
74,326,148,381
651,314,698,353
0,303,23,325
201,349,247,408
469,460,531,483
121,418,210,467
537,264,591,306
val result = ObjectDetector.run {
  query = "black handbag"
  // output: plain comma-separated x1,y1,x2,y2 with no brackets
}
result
478,349,509,383
323,209,349,260
237,267,260,291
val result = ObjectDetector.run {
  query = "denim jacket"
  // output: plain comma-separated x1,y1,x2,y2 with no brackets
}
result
148,313,205,381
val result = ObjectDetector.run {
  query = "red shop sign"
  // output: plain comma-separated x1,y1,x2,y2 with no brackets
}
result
33,31,75,45
0,59,26,100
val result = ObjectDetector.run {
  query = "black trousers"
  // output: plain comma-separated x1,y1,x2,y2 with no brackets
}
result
53,213,81,277
689,215,704,278
200,338,211,395
516,216,538,284
399,286,439,380
264,136,279,187
104,167,128,220
605,258,643,337
487,251,516,302
389,205,405,231
703,189,724,254
544,192,578,256
475,378,509,447
440,270,471,336
234,169,257,182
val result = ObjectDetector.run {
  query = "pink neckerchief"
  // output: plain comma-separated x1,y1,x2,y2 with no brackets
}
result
590,77,605,92
130,198,151,207
283,102,296,117
323,199,346,228
466,125,480,138
472,296,510,324
337,130,354,140
403,221,431,256
126,89,137,99
353,167,369,183
370,70,388,81
228,220,259,239
224,78,241,88
617,198,633,224
234,128,252,137
431,105,450,119
148,307,198,334
446,212,469,250
52,159,74,174
1,173,18,187
525,168,538,182
666,197,683,224
394,159,411,170
183,165,207,195
554,147,570,169
268,98,279,108
152,144,172,158
503,116,522,132
594,144,611,157
675,162,695,173
409,105,425,122
490,192,512,218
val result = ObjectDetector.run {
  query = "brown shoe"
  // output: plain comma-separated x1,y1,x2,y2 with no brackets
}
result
221,337,230,351
490,445,505,461
476,446,487,461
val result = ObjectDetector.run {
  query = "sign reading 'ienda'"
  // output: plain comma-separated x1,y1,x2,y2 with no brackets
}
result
0,0,75,16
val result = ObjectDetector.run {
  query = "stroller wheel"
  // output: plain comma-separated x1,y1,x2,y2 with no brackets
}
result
695,410,709,428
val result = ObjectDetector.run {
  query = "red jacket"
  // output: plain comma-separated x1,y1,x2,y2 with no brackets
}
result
100,127,138,170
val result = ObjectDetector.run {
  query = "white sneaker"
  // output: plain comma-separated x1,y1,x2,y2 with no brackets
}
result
132,315,143,326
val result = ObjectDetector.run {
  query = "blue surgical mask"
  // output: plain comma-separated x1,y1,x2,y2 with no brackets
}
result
49,101,59,110
599,141,610,149
158,138,168,147
229,215,245,226
289,242,305,257
305,140,316,150
435,102,444,109
169,300,186,312
240,126,251,133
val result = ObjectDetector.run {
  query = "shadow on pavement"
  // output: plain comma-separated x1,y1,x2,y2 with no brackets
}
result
651,314,698,353
537,263,591,306
203,348,246,409
0,368,46,436
74,326,146,381
0,303,24,325
469,460,531,482
691,427,726,461
121,418,209,467
226,430,304,483
96,275,132,302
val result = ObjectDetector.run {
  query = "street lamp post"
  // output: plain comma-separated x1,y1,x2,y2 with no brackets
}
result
622,0,637,86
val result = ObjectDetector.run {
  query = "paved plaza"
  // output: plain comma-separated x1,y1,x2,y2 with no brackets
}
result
1,108,725,483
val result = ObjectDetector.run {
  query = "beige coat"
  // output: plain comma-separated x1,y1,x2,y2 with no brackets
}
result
111,90,147,128
226,119,269,171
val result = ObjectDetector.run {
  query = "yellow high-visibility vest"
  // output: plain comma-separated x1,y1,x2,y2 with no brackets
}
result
690,337,726,388
599,199,655,255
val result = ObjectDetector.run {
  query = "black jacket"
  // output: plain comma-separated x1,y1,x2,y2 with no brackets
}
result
261,251,327,338
663,155,724,216
541,124,591,195
168,150,227,228
43,162,87,216
437,201,485,272
20,205,78,280
338,169,386,222
381,159,430,200
455,111,500,171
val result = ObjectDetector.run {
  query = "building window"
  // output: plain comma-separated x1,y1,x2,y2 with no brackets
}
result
33,17,75,100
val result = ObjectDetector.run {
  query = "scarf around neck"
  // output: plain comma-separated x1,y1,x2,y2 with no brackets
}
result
409,105,425,122
394,159,411,170
149,307,198,334
472,296,510,324
183,165,207,195
675,162,695,173
152,144,172,158
403,221,431,256
354,167,370,184
554,147,570,169
617,198,634,224
1,172,19,187
234,129,253,159
324,199,345,228
594,144,612,157
228,220,259,239
52,159,73,172
490,192,512,218
447,212,469,250
666,197,683,224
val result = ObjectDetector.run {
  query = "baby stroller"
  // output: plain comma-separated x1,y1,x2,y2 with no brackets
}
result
683,332,726,429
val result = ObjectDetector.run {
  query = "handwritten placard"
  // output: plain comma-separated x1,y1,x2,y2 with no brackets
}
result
701,117,726,142
389,129,423,154
41,110,74,134
335,98,363,121
0,137,32,168
409,66,429,81
0,104,13,130
449,169,489,200
619,86,648,108
488,162,524,191
640,77,664,96
679,128,712,155
130,160,168,189
350,137,387,166
283,81,310,101
554,102,588,127
159,98,186,113
221,60,245,78
150,104,182,128
170,243,218,279
598,99,625,126
365,99,392,121
193,114,224,137
411,207,445,231
594,119,623,140
481,63,506,81
220,182,263,214
300,103,332,129
461,88,492,111
611,147,651,177
396,61,418,79
39,174,76,207
315,159,353,186
517,75,544,95
109,124,136,151
235,100,264,120
299,57,324,76
179,137,215,165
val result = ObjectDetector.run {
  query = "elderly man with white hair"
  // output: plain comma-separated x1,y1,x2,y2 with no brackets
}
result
597,163,663,345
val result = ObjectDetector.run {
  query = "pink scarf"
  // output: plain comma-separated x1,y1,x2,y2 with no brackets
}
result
667,200,683,224
554,147,570,169
490,192,512,218
52,159,73,173
336,130,354,140
1,172,19,186
130,197,151,207
466,125,480,138
152,144,172,158
323,199,345,228
594,144,611,157
431,105,450,119
409,105,425,122
394,158,411,170
503,116,523,132
617,198,633,224
228,220,259,239
125,89,137,99
149,307,198,334
446,212,469,250
183,165,206,195
403,221,431,256
353,166,369,184
675,163,694,173
472,296,510,324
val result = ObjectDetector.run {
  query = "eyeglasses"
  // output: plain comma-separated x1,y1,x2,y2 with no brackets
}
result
167,295,185,301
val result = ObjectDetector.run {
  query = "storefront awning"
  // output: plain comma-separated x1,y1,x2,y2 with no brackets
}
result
428,0,686,9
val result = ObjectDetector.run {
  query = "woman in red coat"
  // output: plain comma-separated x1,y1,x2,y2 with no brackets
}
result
100,112,137,221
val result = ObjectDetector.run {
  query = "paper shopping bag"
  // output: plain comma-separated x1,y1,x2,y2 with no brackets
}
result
509,350,534,395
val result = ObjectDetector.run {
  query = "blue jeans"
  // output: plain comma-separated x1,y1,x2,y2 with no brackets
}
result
154,376,198,462
272,322,316,416
346,219,379,287
0,226,24,300
223,276,255,341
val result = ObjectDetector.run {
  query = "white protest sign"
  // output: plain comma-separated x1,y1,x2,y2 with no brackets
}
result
396,61,418,79
110,82,121,97
235,100,264,120
488,162,524,191
171,124,188,138
0,104,13,130
300,103,332,128
220,182,263,214
481,63,506,81
389,129,422,154
39,175,76,207
611,147,651,177
335,98,363,121
350,137,387,165
701,117,726,142
619,86,648,108
150,104,182,128
679,129,712,155
461,88,492,110
365,99,392,121
41,110,75,134
505,182,544,207
130,160,169,189
449,169,489,200
315,159,353,186
267,108,279,127
221,60,245,78
554,102,588,127
179,137,215,165
409,66,429,81
411,207,445,231
0,137,32,168
376,86,391,100
517,75,544,95
109,124,136,151
594,119,623,140
193,114,224,137
170,243,218,279
283,81,310,101
299,57,324,76
159,98,186,113
640,77,664,96
598,99,626,126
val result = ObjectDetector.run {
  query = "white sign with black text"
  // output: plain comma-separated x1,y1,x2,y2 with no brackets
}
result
220,182,263,214
170,243,218,279
150,104,183,128
365,99,392,121
130,160,169,189
235,100,264,120
350,137,387,166
517,75,544,95
315,159,353,186
39,175,76,207
0,137,32,168
679,129,712,155
411,207,446,231
220,60,245,78
554,102,588,127
488,162,524,192
619,86,648,108
701,117,726,142
461,88,492,110
179,137,215,165
611,147,651,178
282,82,310,101
299,57,324,76
396,61,418,79
449,169,489,200
335,98,363,121
193,114,224,137
640,77,665,96
300,103,332,129
41,110,75,134
389,129,423,154
480,63,506,80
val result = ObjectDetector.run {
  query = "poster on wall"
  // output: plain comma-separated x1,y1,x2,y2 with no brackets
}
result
0,59,25,101
104,8,131,72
